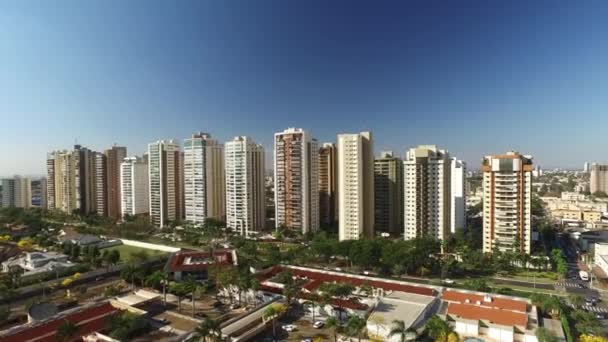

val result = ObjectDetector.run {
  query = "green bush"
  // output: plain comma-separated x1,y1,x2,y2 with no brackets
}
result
561,314,573,342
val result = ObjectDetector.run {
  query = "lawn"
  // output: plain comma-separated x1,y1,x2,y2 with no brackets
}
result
102,244,168,262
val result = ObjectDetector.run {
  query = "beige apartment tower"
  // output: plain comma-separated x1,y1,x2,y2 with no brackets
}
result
482,151,532,254
148,140,183,228
105,146,127,219
274,128,319,234
337,131,374,241
184,133,225,225
225,136,265,236
590,164,608,195
374,151,403,234
319,143,338,228
403,145,451,241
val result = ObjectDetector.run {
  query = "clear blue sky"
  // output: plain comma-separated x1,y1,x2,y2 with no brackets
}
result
1,0,607,176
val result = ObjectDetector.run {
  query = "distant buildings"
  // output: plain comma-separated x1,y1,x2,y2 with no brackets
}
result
273,128,319,234
225,136,265,236
183,133,225,225
337,132,374,241
584,162,590,172
482,151,533,254
1,176,31,209
148,140,183,228
403,145,452,241
120,156,149,217
374,151,403,234
590,164,608,195
319,143,338,228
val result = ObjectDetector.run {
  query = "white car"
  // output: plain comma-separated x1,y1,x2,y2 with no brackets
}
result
284,324,297,332
313,321,325,329
443,279,455,285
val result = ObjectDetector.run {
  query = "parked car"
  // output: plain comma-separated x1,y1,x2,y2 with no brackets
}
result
301,339,313,342
313,321,325,329
596,313,606,320
443,279,455,285
230,303,241,310
284,324,297,332
212,301,223,308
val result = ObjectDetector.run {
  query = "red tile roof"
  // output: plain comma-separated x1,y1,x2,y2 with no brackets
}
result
442,290,527,312
0,302,119,342
448,302,528,327
167,249,235,273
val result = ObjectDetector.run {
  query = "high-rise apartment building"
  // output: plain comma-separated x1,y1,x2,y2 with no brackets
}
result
95,152,108,216
319,143,338,228
1,176,31,208
148,140,183,228
46,145,97,214
590,164,608,195
374,151,403,234
584,162,590,173
337,132,374,241
120,156,149,217
105,146,127,219
31,178,47,208
274,128,319,234
482,151,533,254
403,145,451,241
451,158,466,233
225,136,265,236
184,133,225,225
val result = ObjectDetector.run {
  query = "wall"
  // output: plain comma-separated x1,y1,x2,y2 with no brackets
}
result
120,239,181,253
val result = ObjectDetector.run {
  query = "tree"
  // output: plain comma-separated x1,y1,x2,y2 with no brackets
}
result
193,317,221,342
107,312,149,340
530,294,563,319
389,320,417,342
183,276,201,317
425,315,458,342
319,283,355,319
120,263,137,289
325,316,340,342
170,282,190,313
568,294,584,309
346,315,367,342
263,303,287,341
56,319,79,342
303,293,321,323
535,327,558,342
145,271,169,306
368,315,385,339
579,335,608,342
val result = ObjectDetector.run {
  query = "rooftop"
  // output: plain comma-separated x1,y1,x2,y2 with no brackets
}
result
447,302,528,327
166,249,236,273
442,290,528,312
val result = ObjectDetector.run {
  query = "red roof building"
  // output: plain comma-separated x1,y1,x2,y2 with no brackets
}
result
165,249,237,281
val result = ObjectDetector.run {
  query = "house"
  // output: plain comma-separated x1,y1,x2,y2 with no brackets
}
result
165,249,238,281
58,233,103,246
1,251,73,277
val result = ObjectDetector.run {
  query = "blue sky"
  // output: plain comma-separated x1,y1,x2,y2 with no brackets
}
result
1,0,607,175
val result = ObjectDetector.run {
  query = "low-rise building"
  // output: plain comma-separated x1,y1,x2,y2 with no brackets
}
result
594,242,608,279
165,249,238,281
1,251,73,277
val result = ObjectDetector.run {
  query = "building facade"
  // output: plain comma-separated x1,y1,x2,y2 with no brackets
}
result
374,151,403,234
225,136,265,236
120,156,149,217
403,145,451,241
104,146,127,219
337,132,374,241
30,178,47,208
1,176,31,208
590,164,608,195
94,152,108,216
148,140,183,228
274,128,320,234
482,152,533,254
451,158,466,233
319,143,338,228
183,133,225,225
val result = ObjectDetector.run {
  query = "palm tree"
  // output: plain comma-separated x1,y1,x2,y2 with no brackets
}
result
263,303,287,341
425,315,458,342
347,315,367,342
56,319,79,342
325,316,340,342
183,276,200,317
568,294,584,309
120,263,137,289
389,320,417,342
303,293,321,322
192,317,221,342
145,271,169,307
170,282,189,313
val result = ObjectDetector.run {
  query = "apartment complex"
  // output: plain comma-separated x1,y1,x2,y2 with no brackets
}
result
1,176,31,208
590,164,608,195
403,145,451,241
225,136,265,236
183,133,225,225
30,178,46,208
148,140,183,228
374,151,403,234
274,128,320,234
319,143,338,228
451,158,466,233
46,145,97,214
482,152,533,254
94,152,107,216
120,156,149,217
104,146,127,219
337,132,374,241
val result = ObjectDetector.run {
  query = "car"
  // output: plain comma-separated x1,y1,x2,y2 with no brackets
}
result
230,303,241,310
596,313,606,320
313,321,325,329
443,279,455,285
212,301,223,308
301,339,313,342
334,267,343,272
284,324,297,332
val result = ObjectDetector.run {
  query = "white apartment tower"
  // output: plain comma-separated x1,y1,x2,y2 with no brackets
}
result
450,158,466,233
482,152,533,254
337,132,374,241
403,145,451,241
274,128,319,234
120,156,149,217
183,133,225,225
1,176,31,208
148,140,183,228
225,136,265,236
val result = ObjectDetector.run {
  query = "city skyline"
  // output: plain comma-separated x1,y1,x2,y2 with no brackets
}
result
2,1,608,175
